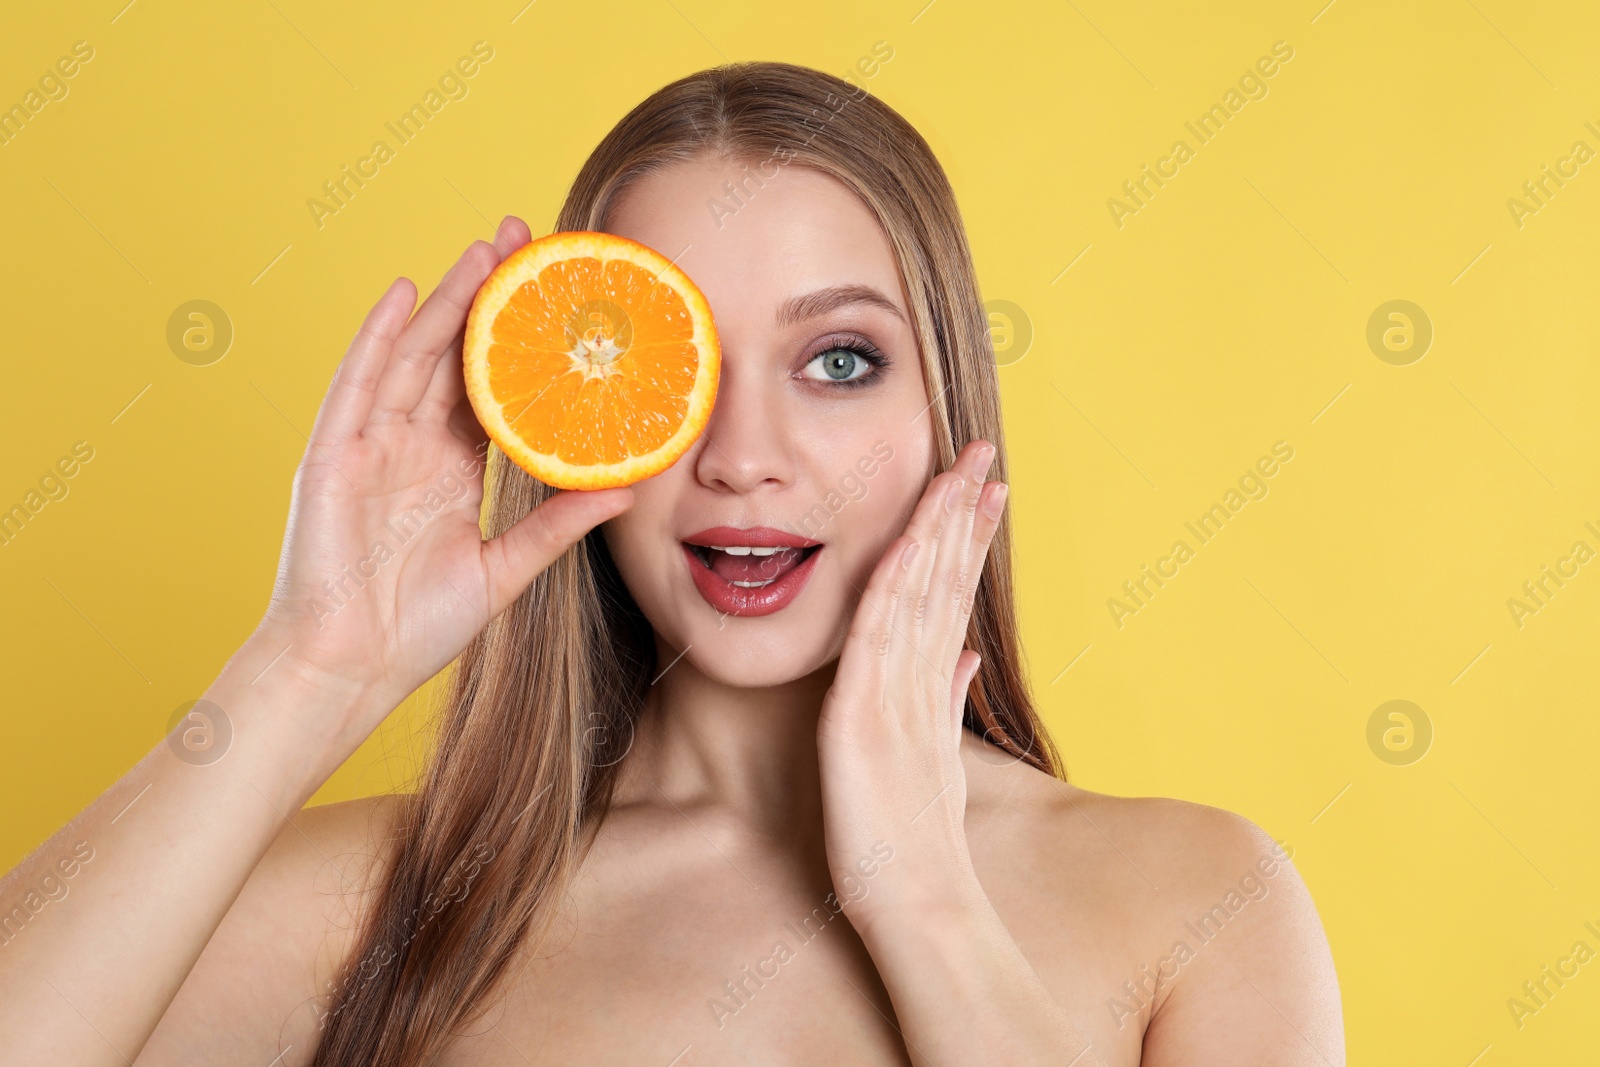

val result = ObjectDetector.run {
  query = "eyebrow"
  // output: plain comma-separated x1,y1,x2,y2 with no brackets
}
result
774,284,907,328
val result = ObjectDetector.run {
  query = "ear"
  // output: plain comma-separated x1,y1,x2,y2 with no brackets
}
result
949,649,981,745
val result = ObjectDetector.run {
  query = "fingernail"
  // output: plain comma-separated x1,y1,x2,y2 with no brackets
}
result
945,477,966,510
901,540,921,567
977,444,996,477
983,482,1008,519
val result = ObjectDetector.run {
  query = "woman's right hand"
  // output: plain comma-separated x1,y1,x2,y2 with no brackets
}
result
0,216,633,1067
250,215,633,733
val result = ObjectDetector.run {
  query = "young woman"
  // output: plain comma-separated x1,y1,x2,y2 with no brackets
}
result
0,62,1343,1065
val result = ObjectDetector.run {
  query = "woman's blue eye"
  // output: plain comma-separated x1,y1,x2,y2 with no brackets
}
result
803,346,874,383
822,350,859,379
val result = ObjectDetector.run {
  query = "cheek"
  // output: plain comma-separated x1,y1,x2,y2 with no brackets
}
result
878,432,937,530
600,484,672,590
830,456,931,583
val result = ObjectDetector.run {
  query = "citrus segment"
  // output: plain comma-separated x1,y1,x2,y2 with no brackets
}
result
463,231,720,490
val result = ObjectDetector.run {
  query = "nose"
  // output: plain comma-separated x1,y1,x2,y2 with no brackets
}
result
691,358,794,494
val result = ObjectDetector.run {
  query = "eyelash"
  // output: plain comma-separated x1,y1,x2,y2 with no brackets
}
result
800,335,891,390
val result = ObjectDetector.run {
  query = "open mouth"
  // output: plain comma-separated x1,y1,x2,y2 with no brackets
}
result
680,530,824,617
682,542,821,587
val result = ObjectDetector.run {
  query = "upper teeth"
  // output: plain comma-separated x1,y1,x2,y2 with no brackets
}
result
712,546,778,556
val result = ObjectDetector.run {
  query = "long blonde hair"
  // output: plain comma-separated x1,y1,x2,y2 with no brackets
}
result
312,59,1063,1066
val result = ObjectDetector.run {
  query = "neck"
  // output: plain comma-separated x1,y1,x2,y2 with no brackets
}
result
617,634,835,842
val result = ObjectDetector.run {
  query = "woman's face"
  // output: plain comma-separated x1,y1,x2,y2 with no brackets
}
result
601,153,937,687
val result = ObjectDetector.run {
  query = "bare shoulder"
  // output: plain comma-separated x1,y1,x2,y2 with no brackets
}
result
962,736,1294,892
135,793,408,1066
962,742,1345,1066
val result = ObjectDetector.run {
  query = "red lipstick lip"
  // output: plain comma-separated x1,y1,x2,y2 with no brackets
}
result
681,526,821,549
680,538,823,617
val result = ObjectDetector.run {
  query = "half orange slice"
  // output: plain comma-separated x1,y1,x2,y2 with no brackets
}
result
463,231,720,490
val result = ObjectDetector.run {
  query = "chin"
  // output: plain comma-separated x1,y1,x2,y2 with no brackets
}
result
681,630,838,688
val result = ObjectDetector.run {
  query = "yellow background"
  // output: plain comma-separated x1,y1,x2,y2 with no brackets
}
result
3,0,1597,1062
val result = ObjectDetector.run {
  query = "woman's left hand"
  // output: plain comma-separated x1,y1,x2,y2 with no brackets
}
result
816,440,1094,1065
816,438,1005,938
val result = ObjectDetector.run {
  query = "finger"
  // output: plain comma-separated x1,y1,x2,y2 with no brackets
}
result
491,214,532,257
937,441,994,588
414,217,535,424
835,533,921,695
938,480,1006,673
411,329,468,426
928,442,998,663
949,649,981,744
882,468,973,704
944,440,995,560
481,487,635,618
897,438,994,648
371,240,501,419
309,278,416,446
444,388,491,455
